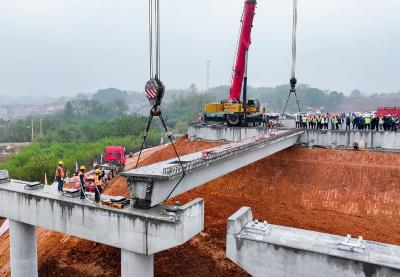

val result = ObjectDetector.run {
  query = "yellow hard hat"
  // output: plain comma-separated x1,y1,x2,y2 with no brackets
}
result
80,166,86,171
58,161,64,165
95,169,101,175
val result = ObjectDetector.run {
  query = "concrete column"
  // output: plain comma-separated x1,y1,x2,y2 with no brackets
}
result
121,249,154,277
9,220,38,277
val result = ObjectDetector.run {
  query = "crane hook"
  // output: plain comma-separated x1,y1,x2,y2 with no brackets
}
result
145,75,165,116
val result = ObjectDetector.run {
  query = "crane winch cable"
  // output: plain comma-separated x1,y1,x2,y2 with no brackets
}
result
280,0,301,122
135,0,185,206
290,0,297,86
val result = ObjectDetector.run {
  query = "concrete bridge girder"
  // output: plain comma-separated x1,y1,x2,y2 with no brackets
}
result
124,130,303,208
226,207,400,277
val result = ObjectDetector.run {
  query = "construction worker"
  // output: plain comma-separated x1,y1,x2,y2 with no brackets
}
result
78,166,86,200
323,115,329,129
359,116,365,130
94,169,103,203
263,113,268,127
331,116,338,130
371,115,378,131
295,114,301,128
346,115,351,130
365,116,371,130
316,115,322,130
301,115,307,128
312,116,317,130
197,113,204,125
55,161,65,193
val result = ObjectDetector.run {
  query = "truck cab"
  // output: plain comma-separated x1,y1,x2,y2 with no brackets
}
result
99,146,126,176
105,146,126,166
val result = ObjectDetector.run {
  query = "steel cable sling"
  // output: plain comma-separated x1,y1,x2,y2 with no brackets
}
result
135,0,185,204
280,0,301,123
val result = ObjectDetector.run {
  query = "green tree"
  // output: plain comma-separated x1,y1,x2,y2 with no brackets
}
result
114,99,129,116
351,89,362,97
64,101,75,119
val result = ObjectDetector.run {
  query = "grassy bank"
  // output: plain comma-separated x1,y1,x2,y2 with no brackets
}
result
0,133,159,182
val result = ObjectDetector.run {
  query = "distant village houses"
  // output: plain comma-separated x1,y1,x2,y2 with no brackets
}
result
0,103,64,120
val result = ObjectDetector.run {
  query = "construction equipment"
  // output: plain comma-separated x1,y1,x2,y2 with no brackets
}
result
204,0,262,127
134,0,186,208
96,146,126,177
145,0,164,116
376,107,400,117
62,188,80,198
101,196,131,209
280,0,301,120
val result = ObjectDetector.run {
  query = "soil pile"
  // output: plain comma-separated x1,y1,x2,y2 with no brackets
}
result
0,140,399,276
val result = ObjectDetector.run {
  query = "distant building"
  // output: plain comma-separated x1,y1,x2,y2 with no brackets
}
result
0,103,64,121
0,107,7,119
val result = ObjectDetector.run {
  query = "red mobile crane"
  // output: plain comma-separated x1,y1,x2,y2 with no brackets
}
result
204,0,262,126
230,0,257,102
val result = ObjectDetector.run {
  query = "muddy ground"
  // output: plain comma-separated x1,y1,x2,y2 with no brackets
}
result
0,138,399,276
0,143,29,163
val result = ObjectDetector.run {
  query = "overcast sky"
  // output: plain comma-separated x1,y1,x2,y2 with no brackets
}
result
1,0,399,97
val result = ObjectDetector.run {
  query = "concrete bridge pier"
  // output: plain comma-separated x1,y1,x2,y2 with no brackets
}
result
122,250,154,277
0,175,205,277
9,220,38,277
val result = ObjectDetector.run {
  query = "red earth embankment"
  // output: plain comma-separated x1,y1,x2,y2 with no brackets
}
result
0,139,399,276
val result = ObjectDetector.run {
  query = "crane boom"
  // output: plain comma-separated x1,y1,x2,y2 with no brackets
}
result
203,0,261,127
229,0,257,101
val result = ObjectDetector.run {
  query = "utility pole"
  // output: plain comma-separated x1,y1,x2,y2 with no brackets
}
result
31,115,34,142
206,60,211,92
39,118,43,137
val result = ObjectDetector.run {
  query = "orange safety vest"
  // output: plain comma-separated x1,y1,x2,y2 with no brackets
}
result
94,175,102,186
56,166,65,178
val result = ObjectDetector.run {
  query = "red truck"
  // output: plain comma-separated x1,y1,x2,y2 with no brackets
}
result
376,107,400,117
105,146,126,167
96,146,126,178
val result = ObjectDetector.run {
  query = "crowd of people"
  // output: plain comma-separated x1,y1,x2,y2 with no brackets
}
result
295,113,399,131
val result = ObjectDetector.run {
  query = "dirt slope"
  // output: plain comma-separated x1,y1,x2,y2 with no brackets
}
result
0,139,399,276
157,147,400,276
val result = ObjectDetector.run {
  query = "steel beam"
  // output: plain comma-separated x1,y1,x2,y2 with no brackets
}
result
124,130,303,208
